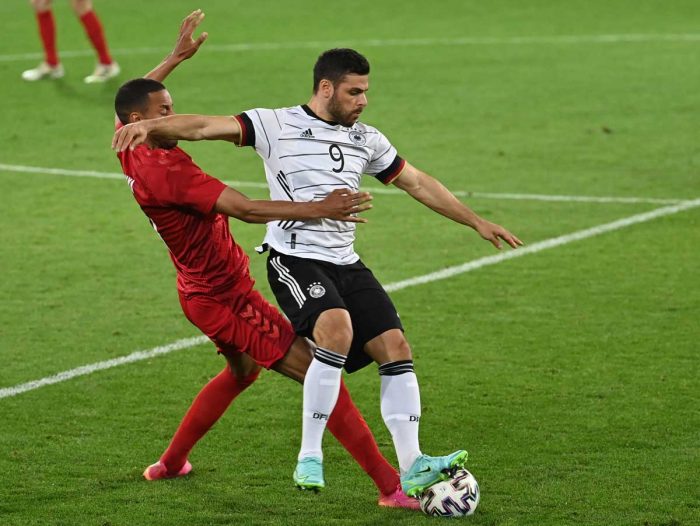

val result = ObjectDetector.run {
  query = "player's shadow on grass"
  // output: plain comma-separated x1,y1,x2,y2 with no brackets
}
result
50,77,121,106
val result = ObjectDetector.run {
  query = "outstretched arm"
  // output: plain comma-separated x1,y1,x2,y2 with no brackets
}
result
114,10,208,128
392,161,523,250
144,9,208,82
215,188,373,224
111,10,238,150
113,114,241,151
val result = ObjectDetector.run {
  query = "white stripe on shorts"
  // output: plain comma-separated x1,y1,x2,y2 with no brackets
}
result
270,256,307,308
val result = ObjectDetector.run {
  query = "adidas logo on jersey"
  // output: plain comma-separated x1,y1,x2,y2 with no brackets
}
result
300,128,314,138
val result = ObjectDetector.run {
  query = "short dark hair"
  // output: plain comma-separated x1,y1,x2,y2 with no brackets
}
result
114,78,166,124
313,48,370,93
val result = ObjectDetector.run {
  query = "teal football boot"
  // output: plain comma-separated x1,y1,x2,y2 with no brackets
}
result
293,457,325,491
400,450,468,497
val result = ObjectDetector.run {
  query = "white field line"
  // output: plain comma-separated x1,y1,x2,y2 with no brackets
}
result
385,198,700,291
0,336,208,399
1,197,699,400
2,33,700,62
0,163,684,206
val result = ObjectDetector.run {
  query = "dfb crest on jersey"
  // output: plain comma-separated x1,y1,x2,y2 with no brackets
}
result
307,282,326,298
348,130,366,146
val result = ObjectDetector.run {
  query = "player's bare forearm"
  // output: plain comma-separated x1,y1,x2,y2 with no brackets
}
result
393,162,523,249
112,114,241,151
145,10,208,82
214,188,372,224
144,55,183,83
150,114,240,141
394,164,481,227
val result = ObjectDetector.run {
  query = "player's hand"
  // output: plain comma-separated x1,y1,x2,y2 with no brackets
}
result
318,189,373,222
112,121,150,152
172,9,208,62
475,220,523,250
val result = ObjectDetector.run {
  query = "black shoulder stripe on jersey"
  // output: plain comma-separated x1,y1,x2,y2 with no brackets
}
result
375,155,406,184
236,113,255,147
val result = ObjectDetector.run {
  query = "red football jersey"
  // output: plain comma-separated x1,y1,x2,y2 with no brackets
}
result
117,142,250,297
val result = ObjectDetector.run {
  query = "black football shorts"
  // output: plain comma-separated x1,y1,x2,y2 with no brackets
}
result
266,249,403,373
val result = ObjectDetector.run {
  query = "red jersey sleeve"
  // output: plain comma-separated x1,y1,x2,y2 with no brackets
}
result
132,149,226,214
160,155,227,214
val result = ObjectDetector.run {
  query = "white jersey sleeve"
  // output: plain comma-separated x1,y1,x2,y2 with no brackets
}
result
361,127,406,185
234,108,283,158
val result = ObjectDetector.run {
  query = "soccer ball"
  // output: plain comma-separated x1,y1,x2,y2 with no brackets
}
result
419,468,480,517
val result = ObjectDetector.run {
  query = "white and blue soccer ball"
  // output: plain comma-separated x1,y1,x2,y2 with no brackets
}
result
419,468,480,517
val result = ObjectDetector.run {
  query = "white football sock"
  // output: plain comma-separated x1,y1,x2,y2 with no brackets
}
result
379,360,422,474
298,348,346,461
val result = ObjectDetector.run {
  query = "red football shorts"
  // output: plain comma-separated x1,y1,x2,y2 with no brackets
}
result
178,284,296,369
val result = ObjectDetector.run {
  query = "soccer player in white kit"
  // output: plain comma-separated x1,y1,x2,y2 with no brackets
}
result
113,47,522,498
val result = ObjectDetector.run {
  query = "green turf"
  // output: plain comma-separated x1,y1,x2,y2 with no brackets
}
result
1,1,699,524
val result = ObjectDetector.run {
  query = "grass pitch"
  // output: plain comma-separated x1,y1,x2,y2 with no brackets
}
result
0,1,698,525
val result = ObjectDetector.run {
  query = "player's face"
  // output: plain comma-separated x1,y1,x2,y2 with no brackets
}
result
327,74,368,127
141,89,177,148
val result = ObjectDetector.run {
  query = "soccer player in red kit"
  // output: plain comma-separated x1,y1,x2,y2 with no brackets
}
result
113,10,419,510
22,0,119,83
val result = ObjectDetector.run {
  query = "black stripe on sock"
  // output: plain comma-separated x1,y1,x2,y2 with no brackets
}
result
314,347,346,369
378,360,414,376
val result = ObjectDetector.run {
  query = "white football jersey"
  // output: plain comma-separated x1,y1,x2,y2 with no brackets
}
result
235,105,405,265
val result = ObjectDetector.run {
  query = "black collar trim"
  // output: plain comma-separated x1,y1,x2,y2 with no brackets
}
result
301,104,339,126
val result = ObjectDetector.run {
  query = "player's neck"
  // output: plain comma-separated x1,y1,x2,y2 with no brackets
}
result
145,137,177,150
306,98,336,124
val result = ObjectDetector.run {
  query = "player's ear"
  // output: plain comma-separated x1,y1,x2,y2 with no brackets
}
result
128,112,143,123
319,79,334,99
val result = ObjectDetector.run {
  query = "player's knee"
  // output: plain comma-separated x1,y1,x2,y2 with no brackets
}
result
364,329,413,363
316,327,352,355
224,352,261,379
69,0,92,16
313,309,353,354
233,362,262,381
391,335,413,361
30,0,52,12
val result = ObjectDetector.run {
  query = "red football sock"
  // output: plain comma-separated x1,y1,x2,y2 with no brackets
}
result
36,10,59,66
160,367,259,474
78,11,112,65
327,380,400,496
